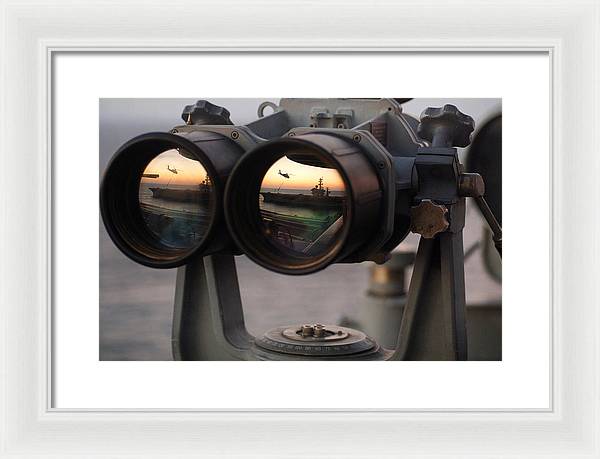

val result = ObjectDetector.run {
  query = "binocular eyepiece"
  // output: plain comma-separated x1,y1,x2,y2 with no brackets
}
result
224,132,389,274
100,99,481,274
100,130,244,268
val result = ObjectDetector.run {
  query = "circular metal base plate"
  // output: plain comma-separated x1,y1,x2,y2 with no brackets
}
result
255,324,376,357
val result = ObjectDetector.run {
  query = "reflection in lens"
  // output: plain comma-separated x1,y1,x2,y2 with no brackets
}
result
138,148,212,248
259,154,346,257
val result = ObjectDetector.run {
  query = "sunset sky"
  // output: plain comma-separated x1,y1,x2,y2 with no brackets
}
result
261,156,345,192
140,149,207,186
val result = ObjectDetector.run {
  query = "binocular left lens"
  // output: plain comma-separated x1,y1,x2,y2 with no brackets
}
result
100,131,243,268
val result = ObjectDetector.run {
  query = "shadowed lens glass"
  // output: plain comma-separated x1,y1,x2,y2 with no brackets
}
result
138,148,213,249
259,154,346,257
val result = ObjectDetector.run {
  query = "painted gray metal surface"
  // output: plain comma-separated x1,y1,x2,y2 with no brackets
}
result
169,99,499,361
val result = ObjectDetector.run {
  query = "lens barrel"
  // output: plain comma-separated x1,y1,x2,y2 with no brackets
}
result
466,114,502,225
100,131,244,268
224,132,383,274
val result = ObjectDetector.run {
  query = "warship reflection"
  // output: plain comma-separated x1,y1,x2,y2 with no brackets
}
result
138,148,213,249
259,154,346,257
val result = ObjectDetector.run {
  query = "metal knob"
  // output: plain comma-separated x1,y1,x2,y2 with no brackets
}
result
181,100,233,125
458,172,485,198
410,199,449,238
417,104,475,148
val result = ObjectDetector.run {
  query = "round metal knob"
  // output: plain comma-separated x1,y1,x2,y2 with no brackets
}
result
181,100,232,125
410,199,449,238
417,104,475,148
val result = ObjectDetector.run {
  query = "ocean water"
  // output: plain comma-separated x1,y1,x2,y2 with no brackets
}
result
138,183,213,248
100,201,501,360
259,200,341,222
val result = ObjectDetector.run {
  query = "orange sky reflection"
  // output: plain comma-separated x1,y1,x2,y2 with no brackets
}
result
261,156,345,192
140,149,208,187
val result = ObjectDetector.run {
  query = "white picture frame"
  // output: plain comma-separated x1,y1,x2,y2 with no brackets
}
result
1,0,598,457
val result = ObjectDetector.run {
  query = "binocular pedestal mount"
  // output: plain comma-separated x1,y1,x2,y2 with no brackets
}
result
171,104,500,361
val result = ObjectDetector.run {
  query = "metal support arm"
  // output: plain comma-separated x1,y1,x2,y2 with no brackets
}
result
390,231,468,360
171,255,251,361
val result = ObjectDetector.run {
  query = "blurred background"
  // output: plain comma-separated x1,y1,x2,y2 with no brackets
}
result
99,98,501,360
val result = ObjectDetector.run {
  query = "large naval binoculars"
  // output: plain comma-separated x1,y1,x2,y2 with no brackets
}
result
100,98,502,361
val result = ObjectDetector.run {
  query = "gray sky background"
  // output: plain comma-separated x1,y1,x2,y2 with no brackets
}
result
99,98,501,171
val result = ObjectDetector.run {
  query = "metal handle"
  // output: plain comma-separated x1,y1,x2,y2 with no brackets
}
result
474,196,502,257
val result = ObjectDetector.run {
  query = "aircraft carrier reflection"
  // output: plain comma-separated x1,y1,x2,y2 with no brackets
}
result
138,150,213,249
260,170,345,257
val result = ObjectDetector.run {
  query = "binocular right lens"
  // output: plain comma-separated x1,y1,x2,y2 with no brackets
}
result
258,154,347,259
225,133,384,274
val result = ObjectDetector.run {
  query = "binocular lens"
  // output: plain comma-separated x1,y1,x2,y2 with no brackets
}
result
466,114,502,225
225,133,382,274
138,149,213,249
258,154,346,258
101,131,243,268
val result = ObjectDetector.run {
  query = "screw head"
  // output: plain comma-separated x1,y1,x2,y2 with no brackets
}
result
230,131,240,140
352,134,361,142
301,324,314,337
313,325,325,338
